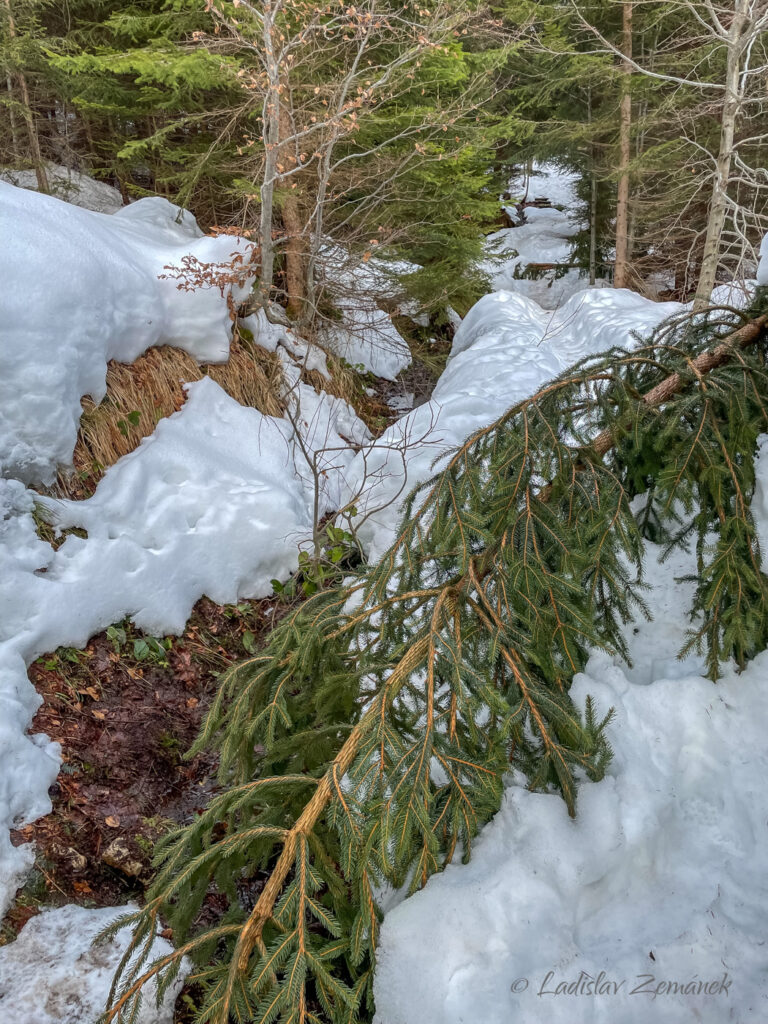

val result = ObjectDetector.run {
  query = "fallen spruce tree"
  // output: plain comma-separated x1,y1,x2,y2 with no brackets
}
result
103,300,768,1024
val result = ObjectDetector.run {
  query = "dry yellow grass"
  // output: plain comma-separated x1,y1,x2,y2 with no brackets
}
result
53,327,394,501
57,338,285,499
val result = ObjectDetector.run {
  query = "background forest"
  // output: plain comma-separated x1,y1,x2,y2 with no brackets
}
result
3,0,767,317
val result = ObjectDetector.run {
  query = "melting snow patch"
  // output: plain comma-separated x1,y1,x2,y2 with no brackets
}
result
0,182,253,484
0,904,184,1024
0,376,368,916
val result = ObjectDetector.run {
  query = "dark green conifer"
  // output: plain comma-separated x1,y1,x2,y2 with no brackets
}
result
102,301,768,1024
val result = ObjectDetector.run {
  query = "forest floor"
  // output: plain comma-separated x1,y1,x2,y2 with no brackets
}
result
3,595,287,941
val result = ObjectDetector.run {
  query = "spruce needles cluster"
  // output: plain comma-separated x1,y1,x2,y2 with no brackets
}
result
102,303,768,1024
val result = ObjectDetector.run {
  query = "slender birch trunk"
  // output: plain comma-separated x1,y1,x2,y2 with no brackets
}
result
693,0,747,309
257,1,280,308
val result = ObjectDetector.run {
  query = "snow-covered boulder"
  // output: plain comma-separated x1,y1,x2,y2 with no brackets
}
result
0,163,123,214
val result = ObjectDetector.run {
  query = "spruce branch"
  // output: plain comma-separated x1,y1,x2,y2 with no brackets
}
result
103,307,768,1024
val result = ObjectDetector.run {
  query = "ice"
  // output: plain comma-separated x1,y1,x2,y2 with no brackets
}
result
0,182,253,484
0,904,184,1024
374,541,768,1024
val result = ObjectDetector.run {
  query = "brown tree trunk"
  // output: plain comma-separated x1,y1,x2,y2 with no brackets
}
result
3,0,49,193
614,2,632,289
278,101,307,320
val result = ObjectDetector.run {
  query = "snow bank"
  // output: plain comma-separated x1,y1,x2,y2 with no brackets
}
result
349,287,684,560
0,163,123,213
374,542,768,1024
0,904,183,1024
0,180,370,925
0,182,252,484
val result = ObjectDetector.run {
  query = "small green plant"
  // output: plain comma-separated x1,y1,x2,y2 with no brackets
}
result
272,519,360,602
106,625,127,653
132,636,172,665
116,410,141,437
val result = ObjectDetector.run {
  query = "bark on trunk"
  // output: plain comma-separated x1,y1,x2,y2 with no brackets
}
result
693,0,747,309
614,2,633,289
279,102,307,320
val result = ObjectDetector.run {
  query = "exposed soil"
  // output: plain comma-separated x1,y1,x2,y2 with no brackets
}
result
3,594,291,943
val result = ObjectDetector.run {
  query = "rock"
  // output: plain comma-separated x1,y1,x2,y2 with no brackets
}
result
49,843,88,873
101,837,144,878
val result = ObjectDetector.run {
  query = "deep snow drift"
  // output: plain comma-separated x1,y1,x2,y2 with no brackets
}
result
349,287,684,561
0,182,253,484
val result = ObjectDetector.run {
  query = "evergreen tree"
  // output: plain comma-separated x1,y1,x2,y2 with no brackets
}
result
102,301,768,1024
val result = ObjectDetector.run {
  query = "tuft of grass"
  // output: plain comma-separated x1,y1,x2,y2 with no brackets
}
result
55,337,286,499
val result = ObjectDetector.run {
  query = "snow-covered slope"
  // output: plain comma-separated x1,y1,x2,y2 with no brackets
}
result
0,374,368,921
348,287,684,561
2,166,767,1024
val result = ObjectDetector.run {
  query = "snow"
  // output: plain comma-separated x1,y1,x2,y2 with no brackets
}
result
0,184,368,931
0,163,123,213
2,158,768,1024
241,309,331,380
0,375,367,920
317,243,412,380
486,164,603,310
0,182,253,484
322,301,412,380
758,234,768,286
348,287,684,561
374,540,768,1024
0,904,183,1024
